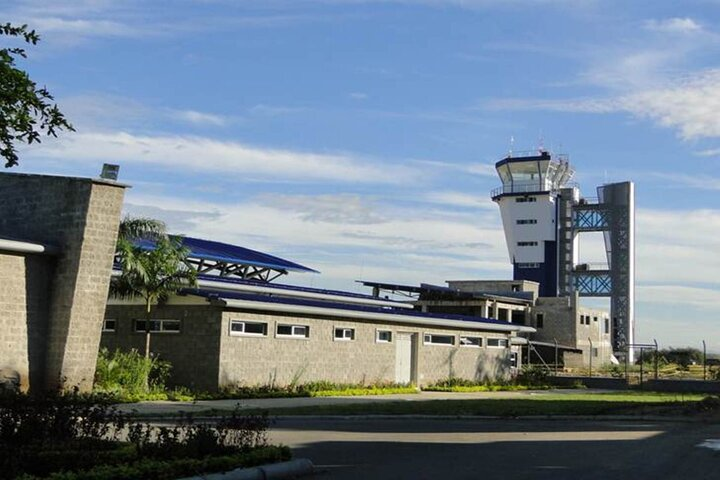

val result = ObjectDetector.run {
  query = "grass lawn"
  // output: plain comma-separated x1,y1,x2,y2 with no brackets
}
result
227,391,710,417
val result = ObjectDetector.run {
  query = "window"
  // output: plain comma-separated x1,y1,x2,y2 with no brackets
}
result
515,197,537,203
517,262,540,269
487,307,495,318
334,327,355,341
424,334,455,346
277,324,310,338
229,320,267,337
102,319,116,332
517,241,538,247
487,338,508,348
376,330,393,343
592,348,599,357
604,318,610,334
498,308,509,321
516,219,538,225
536,313,544,329
134,319,180,333
593,316,598,322
460,336,482,347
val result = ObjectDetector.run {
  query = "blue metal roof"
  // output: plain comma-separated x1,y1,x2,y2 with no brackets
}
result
134,236,318,273
197,274,391,301
186,288,513,327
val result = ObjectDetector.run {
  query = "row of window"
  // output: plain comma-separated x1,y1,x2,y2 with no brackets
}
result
103,319,508,348
424,334,508,348
517,241,538,247
103,318,181,333
517,262,540,269
516,219,537,225
579,315,611,334
515,197,537,203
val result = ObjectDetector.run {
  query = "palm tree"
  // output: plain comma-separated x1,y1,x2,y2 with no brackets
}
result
112,217,197,358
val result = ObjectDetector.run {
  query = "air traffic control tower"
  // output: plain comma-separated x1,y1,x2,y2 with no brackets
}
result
491,150,636,361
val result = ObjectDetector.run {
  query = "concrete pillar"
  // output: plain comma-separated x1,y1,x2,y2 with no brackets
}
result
0,173,127,392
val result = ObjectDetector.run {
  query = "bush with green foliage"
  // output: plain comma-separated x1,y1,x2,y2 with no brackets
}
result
517,365,550,386
0,391,279,480
94,348,171,397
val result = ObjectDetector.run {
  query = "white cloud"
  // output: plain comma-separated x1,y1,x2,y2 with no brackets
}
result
25,16,141,37
644,18,702,34
638,285,720,310
487,69,720,140
26,131,418,184
349,92,369,100
628,70,720,139
424,191,495,209
173,110,228,127
694,148,720,157
635,208,720,286
652,173,720,191
122,191,510,281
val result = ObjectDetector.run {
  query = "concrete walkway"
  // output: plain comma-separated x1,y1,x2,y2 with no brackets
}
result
115,389,609,416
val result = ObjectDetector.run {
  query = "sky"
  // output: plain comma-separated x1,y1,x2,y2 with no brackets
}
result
4,0,720,351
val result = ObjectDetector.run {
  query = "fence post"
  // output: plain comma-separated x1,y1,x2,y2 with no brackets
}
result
703,340,707,381
639,348,644,390
554,338,558,376
653,339,659,381
588,337,593,378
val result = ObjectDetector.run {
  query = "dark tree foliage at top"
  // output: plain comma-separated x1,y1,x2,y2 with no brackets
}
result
0,23,74,168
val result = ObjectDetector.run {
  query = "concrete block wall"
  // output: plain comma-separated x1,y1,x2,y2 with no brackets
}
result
102,305,223,392
218,310,512,389
102,303,515,391
0,252,54,391
0,173,126,391
530,296,576,346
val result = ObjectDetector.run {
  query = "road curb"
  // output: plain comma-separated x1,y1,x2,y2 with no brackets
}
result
141,413,711,424
177,458,314,480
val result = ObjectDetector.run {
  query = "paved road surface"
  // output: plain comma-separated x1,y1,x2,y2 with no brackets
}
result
270,417,720,480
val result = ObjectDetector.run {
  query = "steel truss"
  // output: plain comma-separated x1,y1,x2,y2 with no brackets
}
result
186,257,287,282
559,182,635,361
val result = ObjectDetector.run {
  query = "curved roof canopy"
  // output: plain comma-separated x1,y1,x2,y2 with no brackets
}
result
133,236,318,282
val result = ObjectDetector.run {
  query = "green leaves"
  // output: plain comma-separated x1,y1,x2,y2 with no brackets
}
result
1,23,74,168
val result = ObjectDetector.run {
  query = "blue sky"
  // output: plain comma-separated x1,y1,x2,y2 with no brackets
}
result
5,0,720,351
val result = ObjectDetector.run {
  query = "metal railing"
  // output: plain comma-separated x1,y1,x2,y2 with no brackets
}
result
491,181,579,198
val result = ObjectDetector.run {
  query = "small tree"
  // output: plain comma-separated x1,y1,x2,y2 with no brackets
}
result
112,218,197,358
1,23,74,168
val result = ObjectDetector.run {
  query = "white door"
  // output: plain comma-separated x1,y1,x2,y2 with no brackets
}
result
395,333,413,384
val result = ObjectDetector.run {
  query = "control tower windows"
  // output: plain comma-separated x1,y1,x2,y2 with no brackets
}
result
517,219,538,225
517,241,538,247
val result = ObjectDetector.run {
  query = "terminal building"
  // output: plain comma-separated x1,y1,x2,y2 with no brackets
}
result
103,237,533,391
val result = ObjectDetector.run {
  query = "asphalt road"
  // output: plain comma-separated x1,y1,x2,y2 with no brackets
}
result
270,417,720,480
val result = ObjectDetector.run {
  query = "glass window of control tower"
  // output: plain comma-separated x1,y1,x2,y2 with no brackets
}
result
508,160,542,191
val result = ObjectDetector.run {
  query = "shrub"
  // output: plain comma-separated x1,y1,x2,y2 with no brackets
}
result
517,365,550,386
0,392,275,479
94,348,171,396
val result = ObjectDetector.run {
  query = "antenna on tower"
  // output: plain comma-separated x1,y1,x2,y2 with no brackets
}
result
538,130,545,154
509,135,515,157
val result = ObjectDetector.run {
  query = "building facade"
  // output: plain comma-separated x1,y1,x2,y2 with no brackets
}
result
103,269,534,391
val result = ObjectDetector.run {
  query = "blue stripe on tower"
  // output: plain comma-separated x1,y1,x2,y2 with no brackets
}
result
512,241,558,297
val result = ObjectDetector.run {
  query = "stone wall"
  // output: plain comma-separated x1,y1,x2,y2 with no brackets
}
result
0,173,126,391
102,303,514,391
0,251,54,391
218,309,512,388
102,304,223,392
